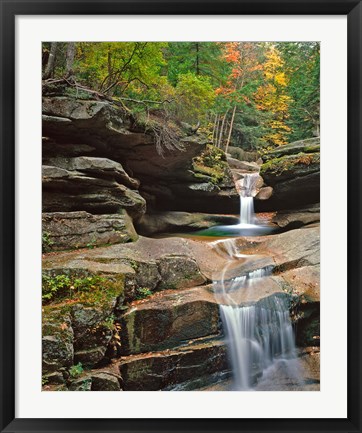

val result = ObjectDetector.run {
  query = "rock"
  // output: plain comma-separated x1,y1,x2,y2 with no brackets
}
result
136,211,239,236
42,371,65,385
126,141,239,214
42,158,146,219
157,255,206,290
271,204,320,229
120,286,220,355
227,146,260,162
68,376,93,391
257,138,320,210
42,97,152,150
42,211,138,251
72,304,115,368
91,372,121,391
262,137,320,162
236,226,320,271
44,156,140,189
42,95,240,215
119,339,228,390
227,157,260,172
255,186,273,201
42,236,209,303
42,309,74,374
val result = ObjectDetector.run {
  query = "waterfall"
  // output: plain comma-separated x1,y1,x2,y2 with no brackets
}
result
220,296,298,390
237,173,260,225
212,237,302,391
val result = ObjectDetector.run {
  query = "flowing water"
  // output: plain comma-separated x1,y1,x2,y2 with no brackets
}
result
194,173,276,237
210,173,303,390
238,172,260,225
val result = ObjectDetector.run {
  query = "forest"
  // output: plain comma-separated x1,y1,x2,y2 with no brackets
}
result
42,41,319,152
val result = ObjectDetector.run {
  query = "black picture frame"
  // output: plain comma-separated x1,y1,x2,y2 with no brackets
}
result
1,1,361,432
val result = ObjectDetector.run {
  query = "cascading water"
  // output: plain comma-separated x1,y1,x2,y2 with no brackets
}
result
237,172,260,225
219,292,299,390
211,209,302,390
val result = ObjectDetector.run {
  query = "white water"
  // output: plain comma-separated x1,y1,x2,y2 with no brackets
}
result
220,295,299,390
237,173,260,225
211,173,302,390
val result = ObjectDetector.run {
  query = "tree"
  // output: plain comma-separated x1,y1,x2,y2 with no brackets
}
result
173,72,215,123
76,42,166,96
43,42,58,80
65,42,76,79
277,42,320,141
254,44,292,147
215,42,264,150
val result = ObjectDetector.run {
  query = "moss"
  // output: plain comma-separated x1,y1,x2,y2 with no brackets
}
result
192,145,229,185
260,152,320,177
125,311,141,353
42,272,124,307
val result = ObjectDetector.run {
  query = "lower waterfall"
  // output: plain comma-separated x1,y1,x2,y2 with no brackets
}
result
211,172,303,390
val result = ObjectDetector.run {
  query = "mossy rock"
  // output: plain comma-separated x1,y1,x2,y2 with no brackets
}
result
260,152,320,184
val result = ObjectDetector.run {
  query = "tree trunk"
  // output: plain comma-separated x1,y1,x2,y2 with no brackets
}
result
42,42,57,80
218,109,229,148
214,115,220,147
225,105,237,154
212,114,218,146
65,42,76,79
195,42,200,75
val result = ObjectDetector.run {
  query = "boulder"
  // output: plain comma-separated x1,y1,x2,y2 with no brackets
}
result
120,286,220,355
68,371,122,391
42,158,146,219
227,146,260,162
271,204,320,229
119,339,228,390
42,309,74,376
227,157,260,172
256,138,320,211
255,186,273,201
262,137,320,162
157,255,207,290
68,376,93,391
91,372,121,391
42,211,138,251
71,304,116,368
42,97,152,150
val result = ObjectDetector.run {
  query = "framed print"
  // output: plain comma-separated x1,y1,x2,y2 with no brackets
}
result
0,1,361,432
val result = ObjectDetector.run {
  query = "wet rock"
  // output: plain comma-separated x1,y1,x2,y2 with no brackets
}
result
42,211,138,251
119,339,228,390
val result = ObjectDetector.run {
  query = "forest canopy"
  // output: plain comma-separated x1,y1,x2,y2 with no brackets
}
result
42,41,320,151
